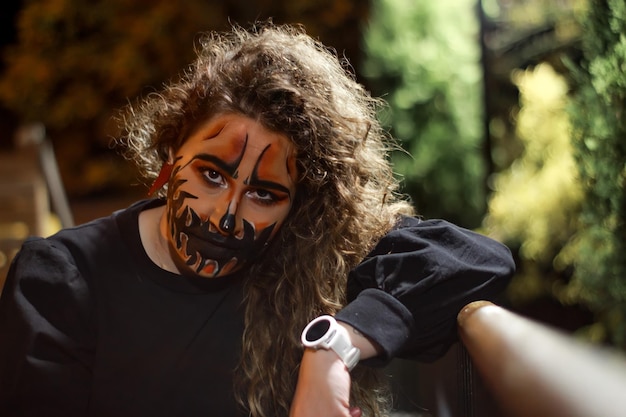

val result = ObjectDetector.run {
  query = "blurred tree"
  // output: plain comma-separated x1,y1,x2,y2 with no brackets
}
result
483,63,583,309
0,0,227,195
481,0,626,347
0,0,21,151
479,0,584,178
560,0,626,348
361,0,486,227
0,0,368,196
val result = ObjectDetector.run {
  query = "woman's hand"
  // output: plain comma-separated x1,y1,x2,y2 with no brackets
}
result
289,347,361,417
290,320,381,417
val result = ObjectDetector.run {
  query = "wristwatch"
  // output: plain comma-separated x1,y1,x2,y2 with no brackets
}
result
301,315,361,371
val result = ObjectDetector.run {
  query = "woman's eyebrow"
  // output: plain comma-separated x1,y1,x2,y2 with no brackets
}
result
192,153,239,177
193,132,248,178
246,178,291,195
247,144,292,196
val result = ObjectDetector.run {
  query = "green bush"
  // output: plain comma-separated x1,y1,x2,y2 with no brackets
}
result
362,0,486,227
562,0,626,347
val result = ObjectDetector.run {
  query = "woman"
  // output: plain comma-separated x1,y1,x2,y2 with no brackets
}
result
0,23,514,417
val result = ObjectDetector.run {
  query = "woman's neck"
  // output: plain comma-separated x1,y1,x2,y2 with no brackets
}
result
138,205,180,274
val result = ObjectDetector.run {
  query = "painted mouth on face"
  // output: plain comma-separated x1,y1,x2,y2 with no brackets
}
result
185,230,243,250
187,238,237,258
170,204,275,278
176,229,240,277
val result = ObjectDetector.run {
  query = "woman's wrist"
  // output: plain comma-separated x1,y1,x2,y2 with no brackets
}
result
300,315,382,369
336,320,382,360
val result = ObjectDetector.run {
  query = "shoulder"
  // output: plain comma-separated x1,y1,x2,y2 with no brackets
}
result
1,240,99,373
4,236,95,331
8,200,149,287
14,236,80,276
363,215,515,276
9,236,89,295
377,215,510,252
44,198,155,263
371,216,475,252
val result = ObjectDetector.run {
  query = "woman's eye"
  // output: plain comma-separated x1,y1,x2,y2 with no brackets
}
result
248,189,279,204
201,169,225,186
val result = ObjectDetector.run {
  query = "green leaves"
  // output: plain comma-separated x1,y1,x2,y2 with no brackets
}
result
362,0,485,227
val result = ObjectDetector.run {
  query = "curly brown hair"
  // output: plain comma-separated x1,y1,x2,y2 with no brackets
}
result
120,22,414,417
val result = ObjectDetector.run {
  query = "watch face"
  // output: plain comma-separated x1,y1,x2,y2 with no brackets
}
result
305,318,331,342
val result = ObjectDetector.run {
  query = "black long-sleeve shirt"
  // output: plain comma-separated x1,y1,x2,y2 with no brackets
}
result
0,198,514,416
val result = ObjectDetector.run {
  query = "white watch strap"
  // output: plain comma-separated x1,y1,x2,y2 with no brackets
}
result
301,315,361,371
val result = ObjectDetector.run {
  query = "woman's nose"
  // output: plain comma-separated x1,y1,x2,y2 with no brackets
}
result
217,199,238,235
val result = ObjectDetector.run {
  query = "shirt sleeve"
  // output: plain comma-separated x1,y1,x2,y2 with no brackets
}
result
0,237,96,417
335,216,515,365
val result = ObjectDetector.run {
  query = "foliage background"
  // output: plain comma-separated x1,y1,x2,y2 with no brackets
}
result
482,0,626,347
0,0,368,196
362,0,486,228
562,0,626,347
1,0,625,350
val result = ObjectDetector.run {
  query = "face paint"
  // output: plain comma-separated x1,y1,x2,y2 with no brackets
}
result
164,113,297,278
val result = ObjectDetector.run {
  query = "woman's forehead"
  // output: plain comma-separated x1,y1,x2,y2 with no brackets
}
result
178,113,299,181
186,114,292,149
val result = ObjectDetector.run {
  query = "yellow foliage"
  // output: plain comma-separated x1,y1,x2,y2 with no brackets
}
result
484,63,583,264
